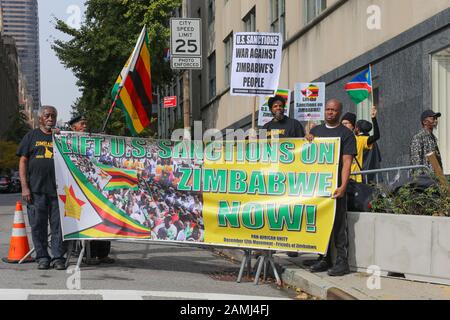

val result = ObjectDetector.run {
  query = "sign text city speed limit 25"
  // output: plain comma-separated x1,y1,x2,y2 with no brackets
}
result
170,18,202,70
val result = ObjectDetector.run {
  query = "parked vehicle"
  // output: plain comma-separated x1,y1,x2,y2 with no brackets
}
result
0,175,21,193
10,172,21,193
0,176,13,193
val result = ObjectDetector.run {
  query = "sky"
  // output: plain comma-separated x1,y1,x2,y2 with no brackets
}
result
38,0,86,123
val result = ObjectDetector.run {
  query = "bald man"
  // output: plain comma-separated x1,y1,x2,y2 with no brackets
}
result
306,99,356,276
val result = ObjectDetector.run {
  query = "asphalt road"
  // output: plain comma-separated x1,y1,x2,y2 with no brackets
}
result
0,193,294,301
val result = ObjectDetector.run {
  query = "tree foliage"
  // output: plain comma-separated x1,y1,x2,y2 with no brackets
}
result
0,141,19,173
6,105,32,144
52,0,181,135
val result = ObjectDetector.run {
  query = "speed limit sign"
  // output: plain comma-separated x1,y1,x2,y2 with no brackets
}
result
170,18,202,70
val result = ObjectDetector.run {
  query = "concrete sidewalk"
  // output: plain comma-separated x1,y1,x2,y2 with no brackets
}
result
216,249,450,300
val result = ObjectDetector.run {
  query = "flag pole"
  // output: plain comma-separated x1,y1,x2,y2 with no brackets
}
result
369,64,374,107
101,87,123,134
250,96,257,140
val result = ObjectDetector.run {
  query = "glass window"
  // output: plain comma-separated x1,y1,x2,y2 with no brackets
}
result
432,46,450,174
208,0,215,26
224,34,233,87
270,0,285,40
208,52,216,100
243,7,256,32
305,0,327,25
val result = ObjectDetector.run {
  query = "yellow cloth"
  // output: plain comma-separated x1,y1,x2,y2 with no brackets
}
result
351,135,373,183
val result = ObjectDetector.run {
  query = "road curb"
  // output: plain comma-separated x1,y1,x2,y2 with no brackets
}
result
215,248,367,300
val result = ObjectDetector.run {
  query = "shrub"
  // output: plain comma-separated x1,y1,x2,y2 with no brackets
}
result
371,175,450,217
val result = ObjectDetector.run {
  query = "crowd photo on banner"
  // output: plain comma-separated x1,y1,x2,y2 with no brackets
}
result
62,134,205,243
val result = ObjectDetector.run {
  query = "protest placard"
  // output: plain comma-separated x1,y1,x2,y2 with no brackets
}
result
230,32,283,96
294,83,326,122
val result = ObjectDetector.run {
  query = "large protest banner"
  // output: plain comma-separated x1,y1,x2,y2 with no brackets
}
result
54,132,340,254
230,32,283,96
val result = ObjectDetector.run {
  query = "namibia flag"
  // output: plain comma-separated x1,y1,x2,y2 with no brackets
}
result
112,26,153,135
345,68,372,105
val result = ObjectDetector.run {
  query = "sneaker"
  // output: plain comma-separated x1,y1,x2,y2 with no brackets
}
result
53,259,67,270
38,260,50,270
98,256,115,264
310,259,329,273
286,252,299,258
327,260,350,277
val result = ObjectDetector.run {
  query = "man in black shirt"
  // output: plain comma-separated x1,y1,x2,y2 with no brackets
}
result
17,106,66,270
263,95,305,258
307,99,357,276
262,95,305,139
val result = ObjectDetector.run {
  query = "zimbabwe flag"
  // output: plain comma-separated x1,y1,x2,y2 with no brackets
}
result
112,26,153,135
95,162,139,191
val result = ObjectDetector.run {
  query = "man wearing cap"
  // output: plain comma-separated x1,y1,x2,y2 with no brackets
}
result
410,110,443,171
262,95,305,139
68,114,88,132
69,114,115,264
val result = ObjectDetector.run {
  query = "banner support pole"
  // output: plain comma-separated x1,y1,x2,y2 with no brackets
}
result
250,96,258,139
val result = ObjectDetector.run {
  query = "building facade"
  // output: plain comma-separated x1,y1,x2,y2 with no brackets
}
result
0,0,40,111
0,33,19,139
181,0,450,174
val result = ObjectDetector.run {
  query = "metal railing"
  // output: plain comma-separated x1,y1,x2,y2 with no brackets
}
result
351,165,432,186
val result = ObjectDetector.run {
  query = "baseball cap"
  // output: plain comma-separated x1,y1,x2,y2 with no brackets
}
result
421,110,441,122
68,114,87,126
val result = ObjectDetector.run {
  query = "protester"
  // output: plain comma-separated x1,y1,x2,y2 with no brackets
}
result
306,99,357,276
17,106,66,270
356,119,382,182
262,95,305,139
341,107,381,182
341,112,357,132
69,114,115,265
263,95,305,258
410,110,443,172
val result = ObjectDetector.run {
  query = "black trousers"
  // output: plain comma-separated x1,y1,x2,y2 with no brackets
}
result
90,241,111,258
324,196,349,265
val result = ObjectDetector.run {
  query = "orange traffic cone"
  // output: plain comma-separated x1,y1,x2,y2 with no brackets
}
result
2,202,34,264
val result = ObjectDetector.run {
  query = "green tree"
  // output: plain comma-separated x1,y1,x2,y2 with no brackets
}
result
0,141,19,174
52,0,181,135
6,105,32,144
